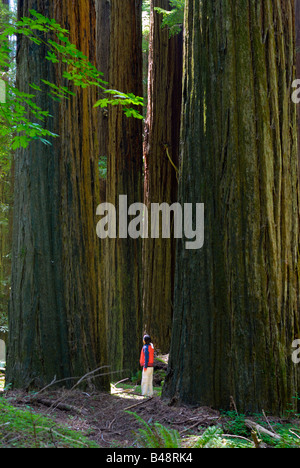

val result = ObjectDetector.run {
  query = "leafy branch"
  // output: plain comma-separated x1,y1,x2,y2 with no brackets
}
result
0,9,144,150
154,0,185,37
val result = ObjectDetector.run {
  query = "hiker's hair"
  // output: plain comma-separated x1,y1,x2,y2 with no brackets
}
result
143,334,151,344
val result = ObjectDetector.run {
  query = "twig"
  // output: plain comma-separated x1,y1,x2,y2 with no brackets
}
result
114,378,130,387
230,396,238,416
28,368,118,423
70,366,111,391
113,389,142,396
124,397,153,412
289,429,300,440
170,417,206,426
108,418,116,430
262,409,278,436
32,365,113,397
221,434,253,444
0,422,10,429
32,375,72,398
180,420,202,435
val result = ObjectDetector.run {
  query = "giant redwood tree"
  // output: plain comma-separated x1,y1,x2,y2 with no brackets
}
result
296,0,300,175
105,0,144,377
0,0,12,340
6,0,109,390
143,0,183,353
163,0,300,414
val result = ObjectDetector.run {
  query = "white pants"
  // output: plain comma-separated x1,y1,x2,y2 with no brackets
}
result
141,367,154,397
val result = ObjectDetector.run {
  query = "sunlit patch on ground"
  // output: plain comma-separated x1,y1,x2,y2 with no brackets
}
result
111,382,145,401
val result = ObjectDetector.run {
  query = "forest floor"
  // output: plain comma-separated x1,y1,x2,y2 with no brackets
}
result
4,387,222,448
0,356,300,448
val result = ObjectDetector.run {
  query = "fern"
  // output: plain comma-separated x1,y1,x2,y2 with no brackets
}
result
191,426,225,448
127,411,181,448
128,412,231,449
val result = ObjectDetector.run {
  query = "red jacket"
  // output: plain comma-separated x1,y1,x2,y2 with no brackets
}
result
140,343,154,369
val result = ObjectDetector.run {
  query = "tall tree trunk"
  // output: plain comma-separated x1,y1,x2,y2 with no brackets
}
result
0,167,11,342
143,0,183,353
163,0,300,414
95,0,110,369
0,0,12,343
6,0,109,390
296,0,300,179
105,0,143,378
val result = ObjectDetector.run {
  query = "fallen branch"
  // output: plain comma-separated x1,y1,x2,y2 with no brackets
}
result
70,366,111,391
0,422,10,428
114,378,130,387
32,366,114,398
221,434,253,444
113,389,142,396
262,409,279,437
289,429,300,440
230,396,238,416
25,367,120,424
180,421,202,435
124,397,153,412
108,417,116,430
33,398,82,415
180,416,219,435
245,419,281,440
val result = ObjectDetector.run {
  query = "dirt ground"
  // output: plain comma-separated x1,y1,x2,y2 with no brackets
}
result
2,356,299,448
6,388,221,447
2,357,222,447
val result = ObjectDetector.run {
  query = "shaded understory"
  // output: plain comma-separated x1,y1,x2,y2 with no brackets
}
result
0,359,299,449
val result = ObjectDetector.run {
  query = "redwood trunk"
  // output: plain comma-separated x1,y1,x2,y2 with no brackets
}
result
163,0,300,414
296,0,300,178
7,0,108,390
0,0,12,342
105,0,143,377
142,0,183,353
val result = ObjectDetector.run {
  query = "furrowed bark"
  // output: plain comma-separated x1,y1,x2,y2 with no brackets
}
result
142,0,183,353
0,0,12,343
163,0,300,414
105,0,143,378
7,0,109,390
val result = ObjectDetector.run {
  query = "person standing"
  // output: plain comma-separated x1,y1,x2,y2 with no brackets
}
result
140,335,154,397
